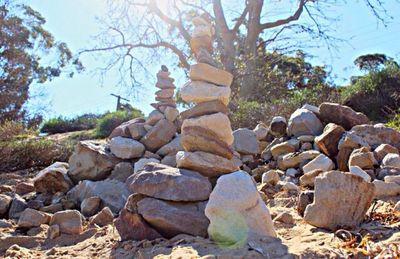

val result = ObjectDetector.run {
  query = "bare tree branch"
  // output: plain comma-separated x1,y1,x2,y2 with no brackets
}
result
231,3,249,33
260,0,306,30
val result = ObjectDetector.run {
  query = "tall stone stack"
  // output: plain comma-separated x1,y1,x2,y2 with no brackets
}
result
151,65,177,115
176,16,239,178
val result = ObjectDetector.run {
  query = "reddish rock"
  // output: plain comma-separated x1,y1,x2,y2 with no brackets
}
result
315,123,345,157
140,119,177,152
15,182,34,196
319,103,370,130
114,208,161,241
180,100,229,121
337,147,353,172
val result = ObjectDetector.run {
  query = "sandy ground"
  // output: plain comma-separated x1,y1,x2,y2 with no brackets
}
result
1,170,399,258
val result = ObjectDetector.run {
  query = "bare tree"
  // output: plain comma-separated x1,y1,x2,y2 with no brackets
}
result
81,0,396,100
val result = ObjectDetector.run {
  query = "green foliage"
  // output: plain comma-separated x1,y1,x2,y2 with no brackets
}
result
41,114,99,134
341,57,400,121
386,112,400,130
0,138,74,172
94,109,144,138
0,2,83,123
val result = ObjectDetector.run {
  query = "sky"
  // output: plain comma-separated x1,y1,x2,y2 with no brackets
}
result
25,0,400,118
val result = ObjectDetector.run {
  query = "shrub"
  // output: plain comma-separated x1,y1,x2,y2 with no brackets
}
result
41,114,99,134
0,121,28,141
386,112,400,130
0,138,74,172
95,109,143,138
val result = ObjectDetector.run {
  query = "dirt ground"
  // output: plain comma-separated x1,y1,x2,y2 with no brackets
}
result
1,170,399,258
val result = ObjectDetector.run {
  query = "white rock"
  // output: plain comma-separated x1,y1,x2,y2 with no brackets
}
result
394,201,400,212
384,175,400,185
302,154,334,174
182,112,234,145
205,171,276,247
287,108,323,137
286,168,299,178
382,153,400,169
349,166,371,182
233,128,259,155
282,182,300,193
253,124,269,140
373,180,400,198
134,158,160,173
110,137,145,159
261,170,280,185
180,81,231,106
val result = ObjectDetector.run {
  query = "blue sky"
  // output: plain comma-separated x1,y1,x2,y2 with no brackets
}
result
26,0,400,118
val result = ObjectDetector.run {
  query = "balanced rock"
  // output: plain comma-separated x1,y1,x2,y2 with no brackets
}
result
319,102,370,130
33,162,73,194
67,179,129,214
126,163,212,202
164,107,179,122
180,100,229,121
232,128,259,155
351,124,400,149
49,210,83,235
68,141,120,183
304,171,375,230
176,151,239,177
189,63,233,86
140,119,177,152
18,208,50,228
182,112,234,145
190,35,212,54
205,171,276,247
315,123,345,157
181,126,233,159
180,81,231,106
155,89,174,99
137,197,209,238
287,108,323,137
110,137,145,159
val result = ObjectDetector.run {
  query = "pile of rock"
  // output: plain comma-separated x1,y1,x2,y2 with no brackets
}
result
254,102,400,230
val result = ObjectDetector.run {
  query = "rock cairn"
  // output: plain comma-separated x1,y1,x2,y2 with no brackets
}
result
151,65,177,114
176,16,239,177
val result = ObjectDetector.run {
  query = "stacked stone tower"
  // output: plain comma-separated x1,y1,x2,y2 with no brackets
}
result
176,16,239,177
151,65,177,113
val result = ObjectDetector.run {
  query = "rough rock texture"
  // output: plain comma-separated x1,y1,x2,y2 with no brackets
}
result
337,147,353,172
109,162,134,182
127,123,147,140
89,207,114,227
189,63,233,86
382,153,400,169
319,103,370,130
68,141,120,183
81,196,101,217
33,162,73,194
133,158,160,173
302,154,334,174
180,100,229,121
269,116,287,137
137,197,209,238
373,180,400,198
67,179,129,214
351,124,400,149
348,148,376,169
145,110,164,125
271,142,296,160
176,151,239,177
374,144,399,162
156,135,182,157
232,128,259,155
114,207,162,241
205,171,276,247
180,81,231,106
126,163,212,202
262,170,280,185
8,194,27,219
49,210,83,235
140,119,177,152
253,124,269,140
278,150,320,170
0,194,12,216
349,166,371,182
109,137,145,159
299,170,324,187
182,112,234,146
109,118,145,139
304,171,375,230
287,108,323,137
314,123,345,157
181,126,234,159
17,208,50,228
